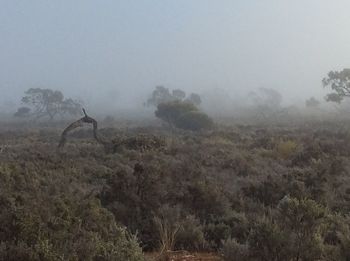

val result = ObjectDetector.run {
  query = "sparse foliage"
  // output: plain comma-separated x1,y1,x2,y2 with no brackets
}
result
306,97,320,108
19,88,82,120
147,86,201,107
323,69,350,103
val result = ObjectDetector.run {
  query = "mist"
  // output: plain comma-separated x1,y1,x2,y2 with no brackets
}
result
1,0,350,115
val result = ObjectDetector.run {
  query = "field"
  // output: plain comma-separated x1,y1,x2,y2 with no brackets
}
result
1,118,350,260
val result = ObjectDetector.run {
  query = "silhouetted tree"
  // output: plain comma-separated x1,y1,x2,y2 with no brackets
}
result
305,97,320,108
19,88,82,120
147,86,202,107
323,69,350,103
147,86,174,107
249,88,283,120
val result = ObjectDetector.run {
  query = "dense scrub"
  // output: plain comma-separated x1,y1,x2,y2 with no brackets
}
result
1,120,350,260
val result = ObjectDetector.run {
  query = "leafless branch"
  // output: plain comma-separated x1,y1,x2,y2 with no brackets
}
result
58,108,110,149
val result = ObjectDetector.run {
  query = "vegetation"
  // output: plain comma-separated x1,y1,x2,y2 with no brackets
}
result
14,106,31,117
248,88,284,120
2,117,350,260
3,74,350,260
305,97,320,108
147,86,201,107
323,68,350,104
155,100,213,130
18,88,82,120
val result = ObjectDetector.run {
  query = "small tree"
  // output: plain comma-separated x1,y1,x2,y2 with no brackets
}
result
147,86,201,107
323,69,350,103
19,88,82,120
147,86,175,107
249,88,283,120
305,97,320,108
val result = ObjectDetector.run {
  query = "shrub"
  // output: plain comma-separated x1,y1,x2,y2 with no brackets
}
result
275,140,298,159
176,111,214,131
14,107,31,117
248,217,291,261
155,101,198,126
155,101,213,131
176,215,206,251
277,197,326,261
221,238,249,261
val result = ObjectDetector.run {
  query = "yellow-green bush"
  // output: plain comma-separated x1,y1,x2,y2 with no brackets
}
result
275,140,298,159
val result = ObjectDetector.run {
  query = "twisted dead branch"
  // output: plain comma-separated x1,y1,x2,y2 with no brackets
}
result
58,109,111,151
58,109,165,153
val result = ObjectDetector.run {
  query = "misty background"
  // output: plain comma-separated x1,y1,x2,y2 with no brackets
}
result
1,0,350,114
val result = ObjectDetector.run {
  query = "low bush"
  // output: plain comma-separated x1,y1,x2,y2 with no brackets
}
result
155,101,213,131
176,111,214,131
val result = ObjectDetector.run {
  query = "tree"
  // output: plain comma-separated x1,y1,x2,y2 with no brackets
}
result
147,86,174,107
305,97,320,108
248,88,283,120
323,69,350,103
147,86,202,107
186,93,202,106
172,89,186,100
19,88,82,120
250,88,282,109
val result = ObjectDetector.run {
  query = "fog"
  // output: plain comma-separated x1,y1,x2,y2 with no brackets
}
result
1,0,350,115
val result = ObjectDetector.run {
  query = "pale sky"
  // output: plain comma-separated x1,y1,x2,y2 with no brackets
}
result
1,0,350,109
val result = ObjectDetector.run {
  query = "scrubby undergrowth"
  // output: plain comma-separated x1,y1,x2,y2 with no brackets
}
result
1,120,350,260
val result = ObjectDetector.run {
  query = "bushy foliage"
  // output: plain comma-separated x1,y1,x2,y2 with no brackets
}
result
2,120,350,259
14,107,31,117
155,101,198,126
176,111,214,131
176,215,206,251
275,140,298,159
155,101,213,131
0,148,144,260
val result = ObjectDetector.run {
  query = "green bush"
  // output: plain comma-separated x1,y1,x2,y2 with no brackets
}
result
176,111,214,131
155,100,213,131
275,140,298,159
155,101,198,127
